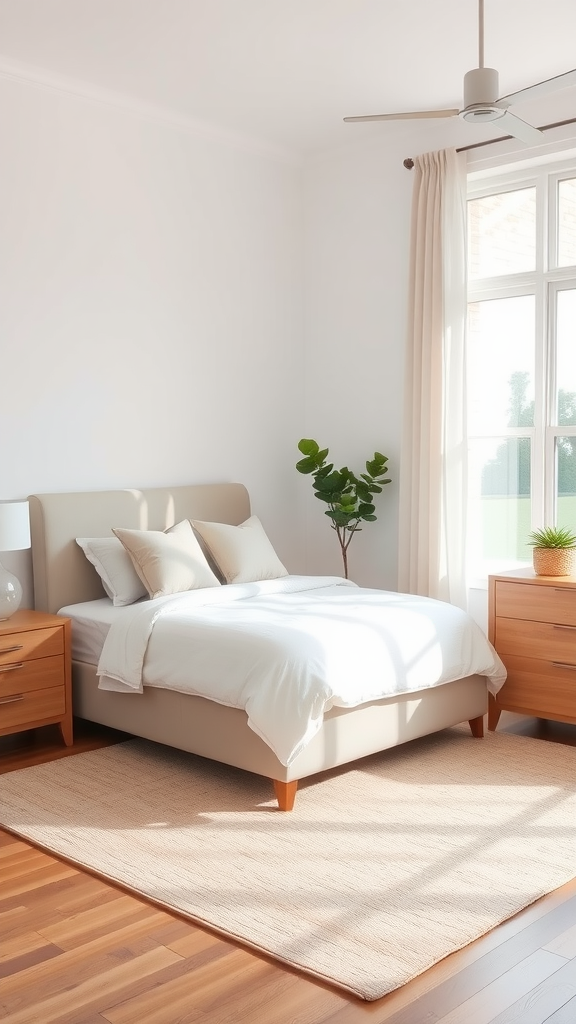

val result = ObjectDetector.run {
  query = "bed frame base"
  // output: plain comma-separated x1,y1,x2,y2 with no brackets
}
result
71,660,488,810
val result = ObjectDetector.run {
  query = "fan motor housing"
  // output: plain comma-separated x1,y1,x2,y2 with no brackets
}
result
460,67,504,122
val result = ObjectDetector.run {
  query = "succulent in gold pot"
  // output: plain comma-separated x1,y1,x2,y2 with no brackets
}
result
528,526,576,576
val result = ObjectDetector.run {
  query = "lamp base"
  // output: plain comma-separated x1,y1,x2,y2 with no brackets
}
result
0,561,23,619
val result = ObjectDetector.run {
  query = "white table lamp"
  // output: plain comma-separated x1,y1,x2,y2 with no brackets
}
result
0,501,31,619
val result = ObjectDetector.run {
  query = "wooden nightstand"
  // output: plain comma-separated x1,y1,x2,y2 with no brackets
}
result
488,569,576,731
0,610,72,746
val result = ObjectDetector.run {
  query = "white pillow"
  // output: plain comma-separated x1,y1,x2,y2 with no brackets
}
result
113,520,221,599
191,515,288,585
76,536,148,606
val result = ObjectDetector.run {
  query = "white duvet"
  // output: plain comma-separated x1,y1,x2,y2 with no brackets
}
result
97,575,506,767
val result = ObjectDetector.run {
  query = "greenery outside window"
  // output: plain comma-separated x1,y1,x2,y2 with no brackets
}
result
467,164,576,582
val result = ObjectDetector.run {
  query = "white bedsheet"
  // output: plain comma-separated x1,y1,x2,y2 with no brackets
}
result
59,598,130,664
92,575,506,767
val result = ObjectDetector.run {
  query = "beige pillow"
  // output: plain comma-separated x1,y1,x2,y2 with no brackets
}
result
191,515,288,585
76,536,148,606
112,520,221,599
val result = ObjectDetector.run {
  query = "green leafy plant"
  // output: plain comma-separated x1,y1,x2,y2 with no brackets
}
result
527,526,576,548
296,438,391,579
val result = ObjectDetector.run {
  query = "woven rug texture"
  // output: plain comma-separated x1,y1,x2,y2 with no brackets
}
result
1,727,575,1000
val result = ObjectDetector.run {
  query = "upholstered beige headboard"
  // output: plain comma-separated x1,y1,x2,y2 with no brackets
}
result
29,483,251,614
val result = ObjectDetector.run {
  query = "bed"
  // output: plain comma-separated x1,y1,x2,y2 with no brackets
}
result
28,482,505,810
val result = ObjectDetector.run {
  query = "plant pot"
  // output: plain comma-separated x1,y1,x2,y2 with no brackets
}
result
532,547,576,576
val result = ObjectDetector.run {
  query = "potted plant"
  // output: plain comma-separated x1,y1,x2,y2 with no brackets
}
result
527,526,576,576
296,438,391,579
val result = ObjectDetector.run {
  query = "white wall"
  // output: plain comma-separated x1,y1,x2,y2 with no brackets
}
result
301,134,412,588
0,76,305,606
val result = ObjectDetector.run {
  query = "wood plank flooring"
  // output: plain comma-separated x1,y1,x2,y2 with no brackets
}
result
0,715,575,1024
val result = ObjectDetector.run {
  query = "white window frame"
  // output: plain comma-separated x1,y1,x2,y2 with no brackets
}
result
467,158,576,582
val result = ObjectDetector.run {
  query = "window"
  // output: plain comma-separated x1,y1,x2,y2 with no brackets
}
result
466,163,576,581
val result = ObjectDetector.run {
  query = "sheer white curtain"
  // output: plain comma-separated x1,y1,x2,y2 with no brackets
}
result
398,148,469,608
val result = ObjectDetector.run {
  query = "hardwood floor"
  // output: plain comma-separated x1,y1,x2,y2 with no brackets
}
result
1,715,575,1024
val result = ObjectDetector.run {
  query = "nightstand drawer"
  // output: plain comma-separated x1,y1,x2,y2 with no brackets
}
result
0,626,64,665
495,654,576,720
0,655,65,698
495,617,576,661
0,686,65,731
495,581,576,626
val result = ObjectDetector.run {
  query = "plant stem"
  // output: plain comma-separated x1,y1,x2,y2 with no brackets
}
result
336,524,360,579
335,525,348,579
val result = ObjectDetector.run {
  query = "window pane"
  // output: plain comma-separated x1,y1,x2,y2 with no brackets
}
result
556,289,576,424
468,187,536,279
556,436,576,531
468,296,535,435
558,178,576,267
468,438,532,576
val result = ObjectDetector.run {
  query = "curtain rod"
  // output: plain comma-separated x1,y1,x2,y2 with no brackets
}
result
403,116,576,169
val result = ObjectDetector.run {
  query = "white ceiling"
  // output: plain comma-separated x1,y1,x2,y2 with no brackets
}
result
1,0,575,156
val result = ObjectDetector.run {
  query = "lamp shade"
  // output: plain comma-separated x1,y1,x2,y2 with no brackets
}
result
0,501,31,551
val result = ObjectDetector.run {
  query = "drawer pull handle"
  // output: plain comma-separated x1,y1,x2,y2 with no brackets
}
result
553,624,576,631
552,661,576,670
0,644,24,655
0,662,24,672
0,694,24,705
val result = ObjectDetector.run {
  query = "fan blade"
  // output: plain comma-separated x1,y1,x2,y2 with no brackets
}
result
344,108,459,123
494,110,544,144
499,68,576,107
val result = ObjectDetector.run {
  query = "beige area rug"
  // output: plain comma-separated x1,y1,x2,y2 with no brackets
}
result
1,728,576,1001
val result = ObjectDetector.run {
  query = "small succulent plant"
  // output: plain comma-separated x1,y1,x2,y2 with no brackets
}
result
527,526,576,548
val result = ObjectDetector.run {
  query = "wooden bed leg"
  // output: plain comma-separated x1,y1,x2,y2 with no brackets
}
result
273,779,298,811
468,714,484,738
488,696,501,732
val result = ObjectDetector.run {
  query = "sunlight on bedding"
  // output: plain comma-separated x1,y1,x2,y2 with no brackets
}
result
95,576,506,767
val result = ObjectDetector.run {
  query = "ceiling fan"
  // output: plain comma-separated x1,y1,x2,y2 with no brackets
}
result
344,0,576,145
